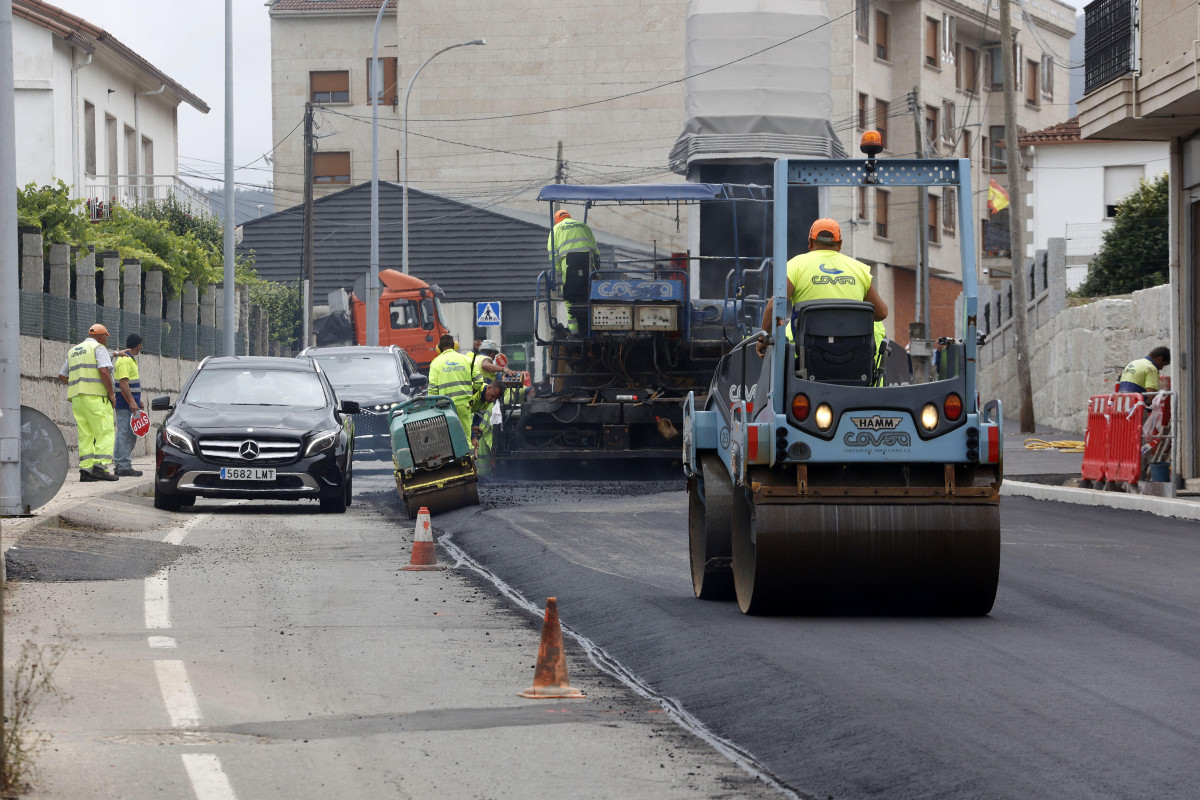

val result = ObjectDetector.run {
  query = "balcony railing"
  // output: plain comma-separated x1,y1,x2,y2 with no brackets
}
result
83,176,213,221
1084,0,1135,95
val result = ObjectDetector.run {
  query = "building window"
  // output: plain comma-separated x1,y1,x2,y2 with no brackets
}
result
141,137,154,191
925,105,939,150
84,101,96,177
987,46,1003,91
875,11,889,61
311,71,350,104
928,194,940,244
313,151,351,184
989,126,1006,172
858,93,868,131
1025,59,1039,106
941,14,956,67
366,57,399,106
855,0,869,40
944,187,957,236
124,125,137,185
963,47,979,93
1041,54,1054,101
925,17,940,68
875,189,890,238
875,99,889,149
857,186,869,221
981,134,988,169
1103,165,1144,218
963,129,971,160
955,44,964,89
943,100,956,149
105,114,118,183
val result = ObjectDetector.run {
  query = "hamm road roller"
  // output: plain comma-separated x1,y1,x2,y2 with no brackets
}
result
684,141,1003,615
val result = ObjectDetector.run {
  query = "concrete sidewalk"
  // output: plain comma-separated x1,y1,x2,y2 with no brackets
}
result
1000,422,1200,521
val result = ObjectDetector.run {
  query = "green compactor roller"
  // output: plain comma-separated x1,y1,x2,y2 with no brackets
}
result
389,395,479,518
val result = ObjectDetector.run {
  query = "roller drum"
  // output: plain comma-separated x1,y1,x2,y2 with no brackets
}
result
732,500,1000,616
688,454,735,600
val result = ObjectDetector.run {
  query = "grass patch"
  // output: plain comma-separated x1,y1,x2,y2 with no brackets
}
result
1,628,74,793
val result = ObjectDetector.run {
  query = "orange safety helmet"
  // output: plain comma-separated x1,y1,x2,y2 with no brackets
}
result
554,210,572,224
809,218,841,245
88,323,109,336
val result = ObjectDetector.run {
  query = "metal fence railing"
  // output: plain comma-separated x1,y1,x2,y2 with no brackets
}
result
19,291,228,360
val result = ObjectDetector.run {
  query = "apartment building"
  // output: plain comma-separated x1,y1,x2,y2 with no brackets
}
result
11,0,210,211
1077,0,1200,481
267,0,1074,341
828,0,1076,342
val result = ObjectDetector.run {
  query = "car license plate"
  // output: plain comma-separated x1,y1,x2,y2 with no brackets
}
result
220,467,276,481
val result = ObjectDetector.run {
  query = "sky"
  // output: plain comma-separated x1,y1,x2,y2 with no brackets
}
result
48,0,1092,196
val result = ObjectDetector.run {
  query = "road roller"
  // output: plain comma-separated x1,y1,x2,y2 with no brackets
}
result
389,395,479,518
683,142,1003,615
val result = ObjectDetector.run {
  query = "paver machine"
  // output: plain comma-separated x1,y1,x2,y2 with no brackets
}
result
490,183,772,469
389,395,479,518
684,139,1004,615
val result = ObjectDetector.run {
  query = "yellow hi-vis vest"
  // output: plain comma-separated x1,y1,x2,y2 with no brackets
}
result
66,339,107,400
428,349,475,403
547,219,599,282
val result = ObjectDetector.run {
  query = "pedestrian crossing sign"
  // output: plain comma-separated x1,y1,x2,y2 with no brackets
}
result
476,301,502,327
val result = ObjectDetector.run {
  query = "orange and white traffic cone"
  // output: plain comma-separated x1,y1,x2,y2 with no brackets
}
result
519,597,586,699
401,507,445,571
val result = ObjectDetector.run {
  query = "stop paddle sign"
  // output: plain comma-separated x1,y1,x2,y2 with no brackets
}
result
493,353,508,369
130,410,151,438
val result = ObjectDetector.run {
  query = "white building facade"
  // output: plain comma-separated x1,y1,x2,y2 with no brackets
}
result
11,0,209,210
1021,118,1168,290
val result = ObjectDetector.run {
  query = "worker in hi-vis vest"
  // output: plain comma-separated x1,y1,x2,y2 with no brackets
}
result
547,209,600,333
427,333,476,437
756,218,888,359
58,323,119,482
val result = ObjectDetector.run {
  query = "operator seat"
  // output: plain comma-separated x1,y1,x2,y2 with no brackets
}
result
791,300,877,386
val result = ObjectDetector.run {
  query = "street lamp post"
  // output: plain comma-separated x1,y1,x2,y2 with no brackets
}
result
402,39,486,275
367,0,394,347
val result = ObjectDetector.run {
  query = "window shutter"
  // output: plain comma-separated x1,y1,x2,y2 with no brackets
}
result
1041,54,1054,99
1014,45,1023,90
311,72,349,93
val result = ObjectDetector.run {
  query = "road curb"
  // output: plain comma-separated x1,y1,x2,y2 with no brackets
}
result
1002,480,1200,521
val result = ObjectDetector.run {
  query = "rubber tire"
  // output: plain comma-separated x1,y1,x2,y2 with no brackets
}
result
320,483,348,514
178,495,196,508
154,491,182,512
344,467,354,508
688,454,735,600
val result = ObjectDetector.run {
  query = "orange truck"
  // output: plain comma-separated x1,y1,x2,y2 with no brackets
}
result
349,270,451,370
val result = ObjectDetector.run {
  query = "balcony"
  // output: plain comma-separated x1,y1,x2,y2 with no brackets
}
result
82,176,213,222
1079,0,1200,141
982,218,1011,259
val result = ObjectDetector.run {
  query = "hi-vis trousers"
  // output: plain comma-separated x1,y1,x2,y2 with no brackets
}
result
72,394,114,470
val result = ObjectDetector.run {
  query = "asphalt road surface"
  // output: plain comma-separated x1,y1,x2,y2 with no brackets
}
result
426,474,1200,800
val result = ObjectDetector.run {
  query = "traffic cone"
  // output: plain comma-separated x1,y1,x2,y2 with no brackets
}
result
519,597,586,699
401,507,445,571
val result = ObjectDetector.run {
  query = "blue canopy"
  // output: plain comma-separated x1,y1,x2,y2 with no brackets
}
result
536,183,770,204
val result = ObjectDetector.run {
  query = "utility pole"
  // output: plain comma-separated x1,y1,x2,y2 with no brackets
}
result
1000,0,1036,431
1,2,19,774
222,0,236,356
302,103,315,349
553,140,565,216
909,87,932,382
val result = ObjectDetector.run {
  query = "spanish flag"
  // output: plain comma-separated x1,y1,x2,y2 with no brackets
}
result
988,179,1010,214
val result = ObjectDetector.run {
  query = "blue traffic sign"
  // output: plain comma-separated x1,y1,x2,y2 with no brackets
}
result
476,301,501,327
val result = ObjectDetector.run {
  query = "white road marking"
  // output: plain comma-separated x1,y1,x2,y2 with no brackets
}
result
145,570,170,629
154,660,202,728
181,753,238,800
148,636,177,649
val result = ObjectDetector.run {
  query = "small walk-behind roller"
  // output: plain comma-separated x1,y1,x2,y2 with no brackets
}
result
389,396,480,519
683,140,1003,616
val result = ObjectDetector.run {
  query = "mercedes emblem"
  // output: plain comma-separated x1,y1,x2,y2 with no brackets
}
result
239,440,260,460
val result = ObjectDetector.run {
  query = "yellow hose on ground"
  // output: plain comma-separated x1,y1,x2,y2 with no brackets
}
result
1024,438,1085,454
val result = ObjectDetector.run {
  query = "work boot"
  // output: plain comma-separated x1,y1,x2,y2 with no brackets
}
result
116,468,144,477
90,465,119,482
79,469,96,482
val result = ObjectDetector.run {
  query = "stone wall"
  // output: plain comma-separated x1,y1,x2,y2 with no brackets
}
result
976,283,1172,433
20,335,200,467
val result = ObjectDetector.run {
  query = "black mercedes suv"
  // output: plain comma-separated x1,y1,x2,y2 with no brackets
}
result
151,357,358,513
297,345,427,459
